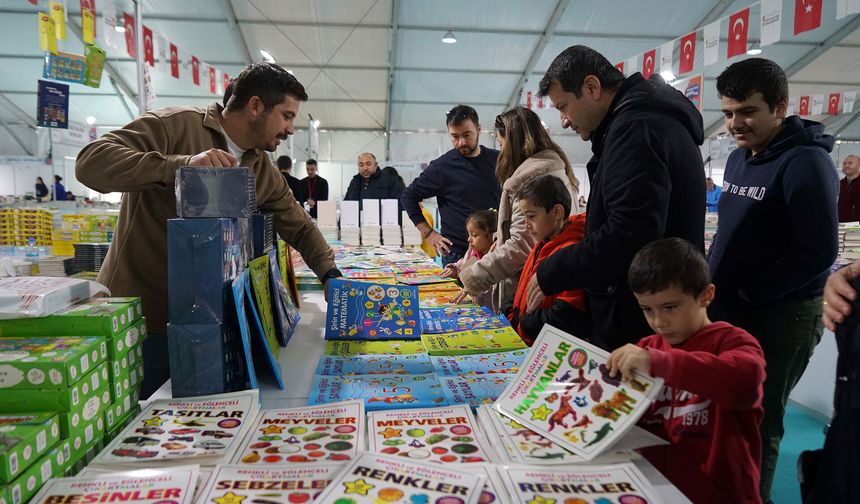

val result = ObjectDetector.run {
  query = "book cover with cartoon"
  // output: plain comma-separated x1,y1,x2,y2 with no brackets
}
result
196,463,343,504
367,405,495,464
29,466,199,504
315,353,434,375
496,463,662,503
231,400,365,465
324,339,426,357
314,452,485,504
421,327,527,356
430,349,528,376
421,313,512,335
90,390,259,468
325,279,420,340
492,325,663,461
439,375,514,410
307,374,447,411
420,305,494,320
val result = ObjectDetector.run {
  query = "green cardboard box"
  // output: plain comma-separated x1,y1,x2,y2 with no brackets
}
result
108,363,142,406
0,414,59,483
105,405,140,444
65,414,105,471
0,336,107,389
104,319,147,361
0,297,142,339
0,447,64,504
1,365,110,437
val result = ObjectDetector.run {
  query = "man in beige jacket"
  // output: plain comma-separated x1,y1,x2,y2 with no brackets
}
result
76,63,341,397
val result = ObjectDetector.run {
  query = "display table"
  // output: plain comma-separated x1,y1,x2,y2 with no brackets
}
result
151,290,691,503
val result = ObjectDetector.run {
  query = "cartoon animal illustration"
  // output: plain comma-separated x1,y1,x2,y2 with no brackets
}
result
564,368,591,393
598,363,621,387
367,393,417,405
545,392,559,403
589,379,604,402
562,430,579,443
591,389,637,420
512,428,546,442
557,370,574,382
547,394,578,431
588,359,599,373
628,378,648,392
573,396,588,408
571,415,593,429
583,422,614,448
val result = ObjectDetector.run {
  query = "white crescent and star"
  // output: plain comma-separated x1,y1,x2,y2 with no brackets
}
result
683,39,693,58
733,17,745,40
645,55,654,69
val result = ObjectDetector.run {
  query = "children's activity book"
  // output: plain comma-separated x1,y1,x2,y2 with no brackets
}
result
29,466,199,504
421,327,527,356
196,463,343,504
492,325,663,461
315,353,434,375
421,313,512,335
430,349,528,376
496,462,662,503
308,374,446,411
325,279,420,340
231,400,365,465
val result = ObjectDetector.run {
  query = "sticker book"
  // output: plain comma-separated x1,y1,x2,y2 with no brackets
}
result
308,374,447,411
196,463,343,504
313,452,485,504
29,465,199,504
421,313,512,334
315,353,434,375
325,279,420,340
493,325,663,461
231,400,365,464
421,327,527,356
496,463,662,503
323,339,427,356
430,349,528,376
367,405,495,464
439,375,514,410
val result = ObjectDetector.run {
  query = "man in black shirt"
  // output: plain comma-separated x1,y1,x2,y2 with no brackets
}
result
299,159,328,219
276,155,302,200
344,152,403,206
400,105,501,265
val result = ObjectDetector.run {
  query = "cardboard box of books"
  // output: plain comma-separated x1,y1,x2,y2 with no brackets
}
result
104,319,146,360
0,446,66,504
0,336,107,389
0,414,60,483
109,361,142,404
66,415,106,471
0,297,141,338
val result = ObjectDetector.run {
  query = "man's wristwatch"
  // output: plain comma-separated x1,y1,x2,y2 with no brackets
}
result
422,229,432,239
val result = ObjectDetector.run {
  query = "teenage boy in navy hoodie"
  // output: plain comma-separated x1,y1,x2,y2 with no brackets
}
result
708,58,839,502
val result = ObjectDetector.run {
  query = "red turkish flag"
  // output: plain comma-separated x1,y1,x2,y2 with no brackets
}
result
727,8,749,58
538,96,545,109
142,26,154,66
642,49,656,79
80,0,96,37
191,56,200,86
615,61,624,74
223,73,230,92
209,66,217,94
526,91,532,109
123,12,136,57
799,96,810,115
828,93,841,115
169,43,179,78
679,32,696,74
794,0,822,35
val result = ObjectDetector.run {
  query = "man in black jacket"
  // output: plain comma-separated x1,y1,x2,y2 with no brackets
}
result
299,159,328,219
276,155,302,200
524,45,705,350
344,152,402,207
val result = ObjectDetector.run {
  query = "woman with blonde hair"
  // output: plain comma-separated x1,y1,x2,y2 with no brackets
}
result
459,107,581,313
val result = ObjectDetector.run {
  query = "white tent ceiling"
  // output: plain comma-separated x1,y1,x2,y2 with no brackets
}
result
2,0,860,158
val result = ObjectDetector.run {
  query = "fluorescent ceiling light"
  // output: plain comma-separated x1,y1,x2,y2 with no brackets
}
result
747,44,762,55
114,25,126,33
86,116,96,125
660,70,676,82
441,30,457,44
260,49,275,63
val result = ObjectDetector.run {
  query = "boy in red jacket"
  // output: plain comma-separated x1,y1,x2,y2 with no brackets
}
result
607,238,765,504
509,174,590,344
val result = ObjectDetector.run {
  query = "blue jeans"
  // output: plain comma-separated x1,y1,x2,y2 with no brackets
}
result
441,247,465,267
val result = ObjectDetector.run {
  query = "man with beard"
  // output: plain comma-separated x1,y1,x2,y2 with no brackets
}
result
75,62,341,397
400,105,501,265
299,159,328,219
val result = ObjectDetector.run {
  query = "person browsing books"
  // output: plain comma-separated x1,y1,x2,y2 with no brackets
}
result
442,209,497,307
607,238,765,504
506,175,589,345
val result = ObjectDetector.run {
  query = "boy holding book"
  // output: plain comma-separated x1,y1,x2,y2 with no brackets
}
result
607,238,766,504
509,174,589,344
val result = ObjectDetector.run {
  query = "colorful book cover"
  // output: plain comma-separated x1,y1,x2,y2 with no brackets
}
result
268,249,299,347
76,466,211,503
324,340,427,356
29,465,199,504
418,292,469,309
421,327,527,356
430,349,528,376
315,353,434,375
420,306,494,320
197,463,342,504
471,464,509,504
90,390,259,468
343,266,397,280
492,325,663,461
477,404,581,465
440,375,514,410
496,463,662,503
244,272,284,389
395,271,456,285
248,255,280,356
421,314,511,334
367,405,495,464
307,374,447,411
231,272,258,389
231,400,365,465
277,240,301,310
313,452,485,504
325,279,420,340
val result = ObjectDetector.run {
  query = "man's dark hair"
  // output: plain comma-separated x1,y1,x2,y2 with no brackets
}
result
306,159,318,166
222,81,233,107
382,166,406,189
538,45,625,98
226,62,308,112
516,174,572,218
276,155,292,170
445,105,479,127
716,58,788,112
628,238,710,297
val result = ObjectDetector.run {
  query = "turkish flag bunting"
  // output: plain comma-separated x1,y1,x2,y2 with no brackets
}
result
538,96,544,109
142,26,154,66
123,12,135,57
191,56,200,86
615,61,624,74
727,8,749,58
828,93,841,115
794,0,822,35
223,73,230,92
799,96,810,115
209,66,217,94
170,43,179,78
642,49,656,79
679,32,696,74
